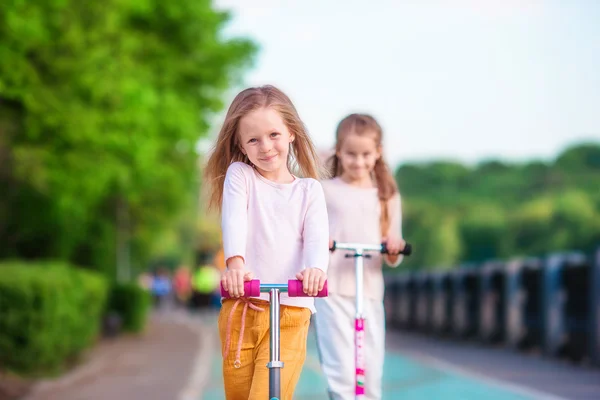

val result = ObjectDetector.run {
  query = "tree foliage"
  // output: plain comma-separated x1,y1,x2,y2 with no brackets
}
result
0,0,257,278
396,142,600,269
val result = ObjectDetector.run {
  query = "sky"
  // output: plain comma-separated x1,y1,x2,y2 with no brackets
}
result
205,0,600,168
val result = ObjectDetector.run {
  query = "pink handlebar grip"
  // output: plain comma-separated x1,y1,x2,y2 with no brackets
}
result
287,279,328,297
220,279,261,298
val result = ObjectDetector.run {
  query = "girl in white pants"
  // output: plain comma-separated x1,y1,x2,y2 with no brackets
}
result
314,113,406,400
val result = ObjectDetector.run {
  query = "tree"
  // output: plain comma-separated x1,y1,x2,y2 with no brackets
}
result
555,142,600,172
398,203,462,270
458,203,508,262
550,190,600,253
0,0,257,279
394,143,600,268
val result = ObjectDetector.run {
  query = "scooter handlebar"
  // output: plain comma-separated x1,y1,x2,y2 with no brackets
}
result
287,279,328,297
220,279,328,298
329,241,412,256
381,242,412,256
220,279,261,297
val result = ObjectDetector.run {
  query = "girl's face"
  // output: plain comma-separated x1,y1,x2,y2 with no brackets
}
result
336,131,381,182
238,107,295,181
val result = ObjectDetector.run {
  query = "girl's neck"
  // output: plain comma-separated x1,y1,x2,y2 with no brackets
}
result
255,165,295,184
338,173,375,188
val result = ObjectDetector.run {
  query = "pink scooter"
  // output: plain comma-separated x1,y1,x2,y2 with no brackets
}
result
221,278,328,400
329,241,412,399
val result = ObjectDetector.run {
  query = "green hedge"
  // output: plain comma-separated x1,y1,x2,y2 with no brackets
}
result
0,261,108,375
107,282,151,334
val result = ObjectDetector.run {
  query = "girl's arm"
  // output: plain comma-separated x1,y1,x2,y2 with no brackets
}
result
221,163,249,270
302,181,330,273
384,193,404,267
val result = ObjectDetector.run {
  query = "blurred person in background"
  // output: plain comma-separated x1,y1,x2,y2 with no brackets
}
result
151,267,172,310
210,246,227,308
173,265,193,307
314,114,407,400
137,271,153,291
191,257,221,310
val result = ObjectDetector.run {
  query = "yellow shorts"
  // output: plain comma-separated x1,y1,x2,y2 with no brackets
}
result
218,298,312,400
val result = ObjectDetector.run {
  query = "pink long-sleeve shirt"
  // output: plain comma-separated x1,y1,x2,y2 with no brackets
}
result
221,162,330,312
322,177,404,302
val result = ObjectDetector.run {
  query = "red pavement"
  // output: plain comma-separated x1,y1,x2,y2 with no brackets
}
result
22,311,205,400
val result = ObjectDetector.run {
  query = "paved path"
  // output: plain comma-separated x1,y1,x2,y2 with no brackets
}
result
23,310,206,400
385,332,600,400
200,313,600,400
17,308,600,400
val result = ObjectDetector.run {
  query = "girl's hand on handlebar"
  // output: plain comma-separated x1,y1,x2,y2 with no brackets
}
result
383,236,406,256
221,258,254,298
296,268,327,296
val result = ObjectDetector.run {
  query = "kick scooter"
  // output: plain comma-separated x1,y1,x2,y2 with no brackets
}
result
329,241,412,399
221,278,328,400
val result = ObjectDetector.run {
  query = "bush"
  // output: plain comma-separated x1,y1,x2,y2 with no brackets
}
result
107,282,151,334
0,261,108,375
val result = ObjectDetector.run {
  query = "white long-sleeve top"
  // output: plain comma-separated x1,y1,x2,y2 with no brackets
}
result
221,162,330,312
322,177,404,302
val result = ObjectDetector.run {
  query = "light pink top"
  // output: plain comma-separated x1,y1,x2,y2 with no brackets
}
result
322,177,404,302
221,162,330,312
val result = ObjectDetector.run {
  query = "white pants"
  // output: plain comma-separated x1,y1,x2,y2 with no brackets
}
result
314,294,385,400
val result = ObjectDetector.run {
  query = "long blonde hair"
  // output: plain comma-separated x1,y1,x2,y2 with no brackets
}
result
204,85,325,213
328,113,398,235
